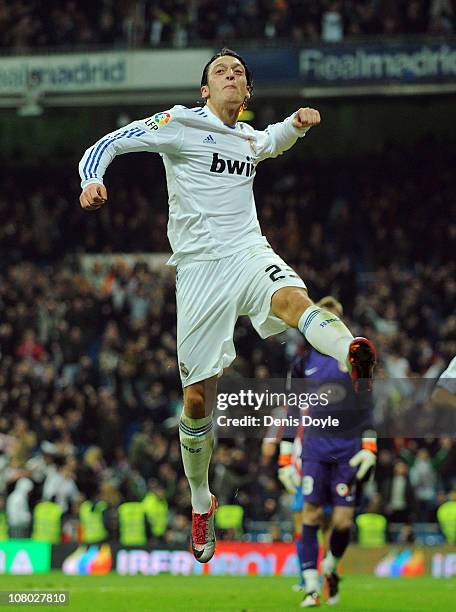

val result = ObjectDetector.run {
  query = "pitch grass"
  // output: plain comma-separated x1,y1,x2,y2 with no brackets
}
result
0,573,454,611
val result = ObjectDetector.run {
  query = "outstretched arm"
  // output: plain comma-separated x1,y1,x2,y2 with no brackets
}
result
78,110,184,211
255,107,321,161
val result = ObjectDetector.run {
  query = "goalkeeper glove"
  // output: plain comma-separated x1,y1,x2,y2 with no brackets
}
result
278,441,301,494
349,430,377,481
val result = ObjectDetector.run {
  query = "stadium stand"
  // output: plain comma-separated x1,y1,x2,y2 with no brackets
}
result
0,137,455,544
0,0,454,50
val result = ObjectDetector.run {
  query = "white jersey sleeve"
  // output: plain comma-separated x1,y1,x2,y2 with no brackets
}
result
79,108,185,189
251,112,310,162
437,356,456,394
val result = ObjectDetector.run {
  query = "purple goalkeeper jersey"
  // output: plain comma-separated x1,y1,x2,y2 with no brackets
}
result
291,348,361,462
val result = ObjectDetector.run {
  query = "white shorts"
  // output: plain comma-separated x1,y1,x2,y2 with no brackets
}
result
176,244,306,387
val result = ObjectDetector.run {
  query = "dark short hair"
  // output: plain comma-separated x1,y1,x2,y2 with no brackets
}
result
200,48,252,89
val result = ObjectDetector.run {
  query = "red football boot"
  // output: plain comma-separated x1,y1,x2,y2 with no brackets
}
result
348,337,377,392
191,495,218,563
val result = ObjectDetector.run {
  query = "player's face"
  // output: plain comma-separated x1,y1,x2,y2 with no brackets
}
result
202,56,250,108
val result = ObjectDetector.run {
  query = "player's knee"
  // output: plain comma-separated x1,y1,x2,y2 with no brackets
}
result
184,385,208,418
303,504,323,526
271,287,313,327
332,516,353,531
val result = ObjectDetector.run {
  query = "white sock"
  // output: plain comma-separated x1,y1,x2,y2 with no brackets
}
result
302,568,320,594
179,412,214,514
298,306,354,366
323,551,338,573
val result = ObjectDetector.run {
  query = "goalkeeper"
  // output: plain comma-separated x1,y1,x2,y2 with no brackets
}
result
277,296,377,608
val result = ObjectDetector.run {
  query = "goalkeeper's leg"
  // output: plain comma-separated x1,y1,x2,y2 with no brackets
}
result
179,377,218,563
321,506,354,605
292,510,306,592
300,502,323,608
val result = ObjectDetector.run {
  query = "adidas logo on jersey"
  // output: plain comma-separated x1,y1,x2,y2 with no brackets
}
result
203,134,216,144
210,153,255,177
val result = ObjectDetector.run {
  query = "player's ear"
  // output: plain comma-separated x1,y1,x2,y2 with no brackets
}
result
201,85,209,100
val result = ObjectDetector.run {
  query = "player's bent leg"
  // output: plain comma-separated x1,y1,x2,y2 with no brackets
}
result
180,377,218,563
271,287,376,392
271,286,313,327
301,502,323,607
272,286,352,366
322,506,355,605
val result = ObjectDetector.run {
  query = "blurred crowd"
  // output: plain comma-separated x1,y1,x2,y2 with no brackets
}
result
1,0,455,51
0,137,455,544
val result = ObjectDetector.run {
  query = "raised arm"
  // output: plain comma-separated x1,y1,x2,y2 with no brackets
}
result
255,107,321,162
78,110,184,211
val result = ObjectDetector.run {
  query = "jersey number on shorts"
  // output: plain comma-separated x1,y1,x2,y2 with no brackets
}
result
302,475,314,495
265,264,299,283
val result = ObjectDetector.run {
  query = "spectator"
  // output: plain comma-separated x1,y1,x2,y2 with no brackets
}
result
429,0,454,33
16,329,44,363
382,461,415,524
436,437,456,493
321,1,344,42
409,448,438,521
26,441,59,484
6,477,34,538
42,458,79,514
10,418,36,467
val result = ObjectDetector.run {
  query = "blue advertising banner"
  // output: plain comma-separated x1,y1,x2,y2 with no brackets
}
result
239,42,456,85
235,48,299,83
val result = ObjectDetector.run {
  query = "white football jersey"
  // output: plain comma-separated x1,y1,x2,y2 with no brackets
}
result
79,105,308,265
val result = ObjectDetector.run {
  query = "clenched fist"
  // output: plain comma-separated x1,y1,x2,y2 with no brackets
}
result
80,183,108,211
292,107,321,130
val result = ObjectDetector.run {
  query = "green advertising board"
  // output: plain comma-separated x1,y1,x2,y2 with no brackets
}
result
0,540,51,574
